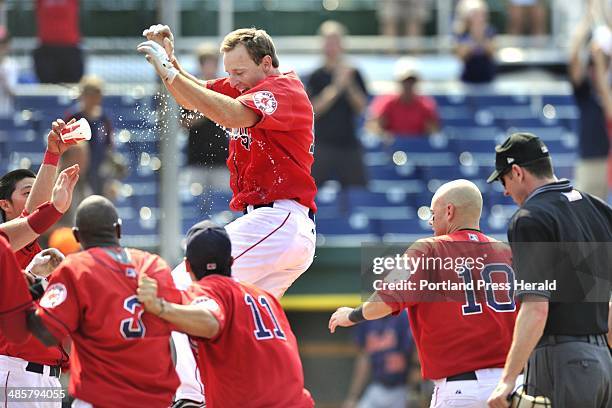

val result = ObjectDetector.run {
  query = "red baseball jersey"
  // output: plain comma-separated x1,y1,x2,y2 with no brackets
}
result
36,0,80,45
207,71,317,212
35,247,180,408
182,275,313,408
379,230,517,380
0,232,32,342
370,94,439,136
0,210,66,366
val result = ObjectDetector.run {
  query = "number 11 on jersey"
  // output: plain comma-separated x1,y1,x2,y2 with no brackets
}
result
245,294,287,341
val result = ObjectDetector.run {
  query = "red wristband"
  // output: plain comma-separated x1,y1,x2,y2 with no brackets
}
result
26,202,63,234
43,150,60,166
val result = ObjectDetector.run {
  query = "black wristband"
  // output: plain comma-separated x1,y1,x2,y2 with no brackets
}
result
348,306,366,323
29,279,46,301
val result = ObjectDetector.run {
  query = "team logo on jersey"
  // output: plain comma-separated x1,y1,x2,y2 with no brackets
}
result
252,91,278,115
40,283,67,309
227,127,252,150
191,296,220,313
468,233,479,241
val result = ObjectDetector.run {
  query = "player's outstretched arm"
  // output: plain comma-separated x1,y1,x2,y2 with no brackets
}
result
168,76,260,128
137,40,259,128
137,274,220,338
0,165,79,251
25,119,75,214
328,298,393,333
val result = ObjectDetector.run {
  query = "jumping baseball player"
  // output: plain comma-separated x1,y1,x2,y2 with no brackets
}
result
25,196,181,408
329,180,519,408
137,220,314,408
0,119,80,408
138,25,317,406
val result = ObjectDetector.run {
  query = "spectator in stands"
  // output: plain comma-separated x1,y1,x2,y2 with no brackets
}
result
569,14,610,200
0,26,16,118
506,0,548,36
180,43,230,194
377,0,432,41
307,20,368,188
342,311,414,408
34,0,83,83
453,0,496,84
367,63,439,141
65,75,114,197
590,30,612,195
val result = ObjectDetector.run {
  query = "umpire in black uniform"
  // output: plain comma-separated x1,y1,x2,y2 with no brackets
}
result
486,133,612,408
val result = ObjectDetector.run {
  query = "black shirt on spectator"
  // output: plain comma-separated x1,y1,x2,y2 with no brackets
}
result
306,67,368,148
572,79,610,159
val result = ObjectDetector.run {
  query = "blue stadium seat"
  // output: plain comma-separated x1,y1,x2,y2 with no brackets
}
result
500,117,561,128
378,218,430,235
420,165,461,180
438,106,473,120
444,126,502,140
316,214,377,235
541,95,575,107
346,188,410,208
432,94,468,106
450,138,497,154
503,126,565,141
469,94,530,108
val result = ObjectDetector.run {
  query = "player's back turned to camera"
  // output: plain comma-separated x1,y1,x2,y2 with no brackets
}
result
26,195,180,408
137,220,314,408
329,180,519,408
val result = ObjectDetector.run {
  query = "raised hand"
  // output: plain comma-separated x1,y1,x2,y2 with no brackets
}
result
50,165,80,213
137,40,179,84
142,24,175,61
47,118,77,155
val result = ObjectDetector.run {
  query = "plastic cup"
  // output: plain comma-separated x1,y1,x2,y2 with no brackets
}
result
60,118,92,143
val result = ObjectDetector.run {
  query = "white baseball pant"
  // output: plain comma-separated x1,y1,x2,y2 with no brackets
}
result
0,355,62,408
171,199,316,402
429,368,523,408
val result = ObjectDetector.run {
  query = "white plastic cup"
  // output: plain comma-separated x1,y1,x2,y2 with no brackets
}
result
60,118,92,143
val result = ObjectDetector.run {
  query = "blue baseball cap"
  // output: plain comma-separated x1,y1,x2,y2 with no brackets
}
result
185,220,232,277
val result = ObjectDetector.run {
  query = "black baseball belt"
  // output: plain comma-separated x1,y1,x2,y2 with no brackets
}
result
244,202,316,222
537,334,608,348
25,362,61,378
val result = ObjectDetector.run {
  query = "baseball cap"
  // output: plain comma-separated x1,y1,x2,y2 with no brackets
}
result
395,64,420,82
185,220,232,277
486,132,550,183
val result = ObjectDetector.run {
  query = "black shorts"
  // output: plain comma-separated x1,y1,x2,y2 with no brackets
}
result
33,45,84,83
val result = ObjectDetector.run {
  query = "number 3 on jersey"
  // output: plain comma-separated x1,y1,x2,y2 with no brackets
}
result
120,295,146,339
245,294,286,341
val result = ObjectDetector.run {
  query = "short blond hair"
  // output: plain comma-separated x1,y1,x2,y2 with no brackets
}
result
220,28,279,68
79,74,103,95
318,20,348,37
196,43,218,65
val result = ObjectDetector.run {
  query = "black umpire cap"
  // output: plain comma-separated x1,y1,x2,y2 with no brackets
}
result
185,220,232,278
487,132,550,183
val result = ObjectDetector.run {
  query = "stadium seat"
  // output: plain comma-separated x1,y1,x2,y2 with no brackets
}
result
316,213,377,235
